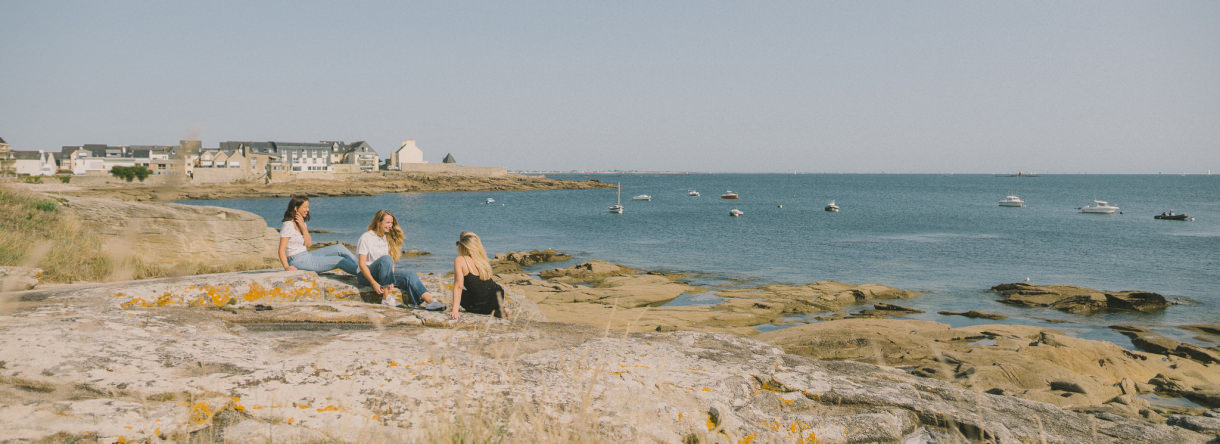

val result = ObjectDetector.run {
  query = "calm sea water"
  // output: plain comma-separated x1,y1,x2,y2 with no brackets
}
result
182,174,1220,346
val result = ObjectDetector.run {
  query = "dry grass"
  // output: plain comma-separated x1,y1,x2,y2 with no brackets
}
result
0,187,276,284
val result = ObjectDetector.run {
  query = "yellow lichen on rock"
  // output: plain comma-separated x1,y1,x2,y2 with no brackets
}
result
190,401,212,425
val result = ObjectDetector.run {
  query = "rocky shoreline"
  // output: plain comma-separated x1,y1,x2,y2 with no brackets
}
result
3,269,1219,443
15,171,612,201
3,192,1220,442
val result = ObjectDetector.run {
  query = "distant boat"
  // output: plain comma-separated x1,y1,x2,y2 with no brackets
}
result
998,195,1025,207
632,194,652,201
729,208,744,217
609,183,623,214
484,197,495,205
824,200,839,212
1000,170,1038,177
688,190,700,196
1080,200,1119,214
721,190,739,199
1154,211,1191,221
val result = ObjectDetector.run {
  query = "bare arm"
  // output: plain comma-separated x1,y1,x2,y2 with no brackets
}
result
278,237,296,271
450,257,465,319
295,214,312,247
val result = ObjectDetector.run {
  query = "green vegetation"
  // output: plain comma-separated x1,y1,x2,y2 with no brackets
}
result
109,165,152,182
0,188,111,282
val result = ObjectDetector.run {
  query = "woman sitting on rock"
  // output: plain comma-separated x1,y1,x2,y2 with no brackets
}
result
357,209,444,310
278,196,359,275
449,231,508,319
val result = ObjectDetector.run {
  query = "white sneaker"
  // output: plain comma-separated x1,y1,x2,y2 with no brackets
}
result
381,295,399,307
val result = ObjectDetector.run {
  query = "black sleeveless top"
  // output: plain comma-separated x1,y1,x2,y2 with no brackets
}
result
460,260,503,317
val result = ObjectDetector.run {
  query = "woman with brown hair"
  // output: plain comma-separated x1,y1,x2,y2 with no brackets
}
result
356,209,444,310
277,196,358,274
449,231,508,319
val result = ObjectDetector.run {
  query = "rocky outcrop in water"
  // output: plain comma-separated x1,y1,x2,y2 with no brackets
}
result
758,319,1220,415
491,249,572,274
1,271,1212,443
989,282,1170,314
1111,325,1220,366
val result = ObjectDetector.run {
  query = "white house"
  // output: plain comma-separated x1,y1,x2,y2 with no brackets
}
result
391,140,426,170
12,150,57,176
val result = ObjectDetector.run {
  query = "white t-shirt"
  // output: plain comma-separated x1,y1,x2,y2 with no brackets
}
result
356,230,390,266
280,221,306,257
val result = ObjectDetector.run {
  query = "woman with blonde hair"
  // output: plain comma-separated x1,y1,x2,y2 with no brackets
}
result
356,209,444,310
449,231,508,319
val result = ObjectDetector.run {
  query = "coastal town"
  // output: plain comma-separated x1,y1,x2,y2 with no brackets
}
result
0,137,502,183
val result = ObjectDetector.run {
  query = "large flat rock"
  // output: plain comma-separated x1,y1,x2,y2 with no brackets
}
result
1,271,1211,443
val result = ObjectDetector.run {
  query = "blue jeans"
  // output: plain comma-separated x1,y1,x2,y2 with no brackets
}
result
288,244,359,275
359,256,429,305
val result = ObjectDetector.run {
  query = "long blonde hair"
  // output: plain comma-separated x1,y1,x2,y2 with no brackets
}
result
367,209,404,260
456,231,492,280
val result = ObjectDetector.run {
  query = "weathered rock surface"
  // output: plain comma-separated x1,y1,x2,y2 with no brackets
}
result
490,249,572,274
939,310,1008,320
990,283,1170,314
728,281,922,312
60,195,278,267
505,264,924,337
0,272,1210,443
758,319,1220,412
1110,325,1220,366
494,249,571,267
854,303,924,318
0,266,41,292
1181,324,1220,338
537,260,636,284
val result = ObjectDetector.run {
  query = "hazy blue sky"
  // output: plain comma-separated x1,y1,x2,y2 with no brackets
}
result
2,1,1217,173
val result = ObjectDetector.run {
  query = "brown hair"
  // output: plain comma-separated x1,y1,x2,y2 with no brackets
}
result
281,196,310,222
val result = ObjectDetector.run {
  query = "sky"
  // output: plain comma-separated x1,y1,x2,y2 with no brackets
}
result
2,1,1218,173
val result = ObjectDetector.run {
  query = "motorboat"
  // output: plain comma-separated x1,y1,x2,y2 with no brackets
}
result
688,190,700,196
729,208,744,217
632,194,652,201
1154,210,1191,221
484,197,495,205
998,195,1025,207
609,183,623,214
824,200,839,212
1080,200,1119,214
720,190,739,199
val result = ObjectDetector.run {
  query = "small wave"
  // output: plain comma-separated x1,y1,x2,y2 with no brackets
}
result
1169,297,1202,306
1165,232,1220,239
860,233,1004,243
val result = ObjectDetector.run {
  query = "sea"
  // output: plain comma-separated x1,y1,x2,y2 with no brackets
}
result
181,174,1220,348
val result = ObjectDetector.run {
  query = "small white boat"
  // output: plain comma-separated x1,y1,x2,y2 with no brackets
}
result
998,195,1025,207
1080,200,1119,214
824,200,839,212
484,197,495,205
632,194,652,201
721,190,739,199
609,183,623,214
688,190,700,196
729,208,744,217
